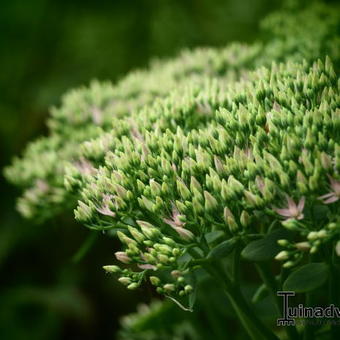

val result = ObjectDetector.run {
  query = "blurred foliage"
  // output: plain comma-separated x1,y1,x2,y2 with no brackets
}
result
8,0,336,339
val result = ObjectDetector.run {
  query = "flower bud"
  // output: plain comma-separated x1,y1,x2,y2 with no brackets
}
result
184,285,193,293
117,231,137,246
118,277,131,285
240,210,250,227
128,226,145,243
277,239,289,247
163,284,175,292
127,283,139,290
335,241,340,256
177,179,191,200
228,176,244,195
295,242,310,251
204,191,218,212
115,251,131,263
244,190,262,207
102,265,121,273
227,216,238,233
150,276,161,286
174,226,194,241
275,251,289,261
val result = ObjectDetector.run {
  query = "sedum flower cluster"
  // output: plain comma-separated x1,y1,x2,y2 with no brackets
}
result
4,2,340,333
74,57,339,300
4,2,339,220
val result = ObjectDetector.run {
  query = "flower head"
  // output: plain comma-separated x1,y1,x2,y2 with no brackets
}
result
274,196,305,220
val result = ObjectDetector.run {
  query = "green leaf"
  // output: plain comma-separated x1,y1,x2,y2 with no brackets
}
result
189,288,197,310
207,238,237,259
205,230,225,244
241,229,292,262
283,262,329,293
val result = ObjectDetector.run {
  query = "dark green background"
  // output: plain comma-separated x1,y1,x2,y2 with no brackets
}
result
0,1,282,339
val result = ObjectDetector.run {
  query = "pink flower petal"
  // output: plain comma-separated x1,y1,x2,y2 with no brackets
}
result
286,196,296,211
274,208,292,217
324,196,339,204
163,218,177,228
96,206,116,217
318,193,335,200
297,197,305,211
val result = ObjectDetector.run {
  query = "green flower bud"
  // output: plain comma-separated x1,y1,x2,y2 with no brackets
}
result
118,277,131,285
320,152,332,169
127,282,139,290
163,284,175,292
204,191,218,212
102,265,121,273
138,196,155,212
283,261,294,268
184,285,193,293
177,277,185,283
228,176,244,195
227,216,238,233
275,251,289,261
244,190,262,207
177,179,191,200
128,226,145,243
240,210,250,227
115,184,127,199
158,254,169,263
277,239,290,247
150,179,162,195
149,276,161,286
281,219,300,231
117,231,137,246
295,242,310,251
307,231,318,241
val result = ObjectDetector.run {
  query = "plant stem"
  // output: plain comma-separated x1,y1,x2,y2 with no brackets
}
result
202,262,279,340
329,245,340,339
256,263,300,340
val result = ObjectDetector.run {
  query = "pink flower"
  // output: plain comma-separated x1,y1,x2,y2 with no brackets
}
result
163,205,194,241
96,194,116,217
274,196,305,220
318,176,340,204
163,205,185,228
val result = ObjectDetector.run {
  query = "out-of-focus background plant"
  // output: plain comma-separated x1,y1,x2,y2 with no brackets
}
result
2,1,337,339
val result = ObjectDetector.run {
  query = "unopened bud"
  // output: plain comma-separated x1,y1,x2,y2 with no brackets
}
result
115,251,131,264
163,284,175,292
118,277,131,285
149,276,160,286
204,191,218,211
275,251,289,261
102,265,120,273
240,210,250,227
127,283,139,290
295,242,310,251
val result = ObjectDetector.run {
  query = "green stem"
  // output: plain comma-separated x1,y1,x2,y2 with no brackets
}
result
256,263,300,340
203,263,279,340
329,245,340,339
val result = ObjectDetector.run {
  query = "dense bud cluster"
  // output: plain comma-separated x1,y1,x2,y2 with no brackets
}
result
76,57,339,302
4,1,340,308
5,2,339,220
